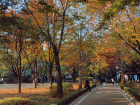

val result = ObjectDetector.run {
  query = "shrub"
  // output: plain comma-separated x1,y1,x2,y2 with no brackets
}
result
125,81,136,88
118,83,140,101
0,97,36,105
76,77,93,82
4,77,18,83
76,77,86,82
49,83,73,97
22,75,31,83
49,85,57,97
124,87,130,93
63,83,73,93
54,84,96,105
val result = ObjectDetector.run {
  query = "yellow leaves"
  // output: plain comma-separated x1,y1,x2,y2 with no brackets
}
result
21,58,28,65
89,64,93,71
112,8,117,12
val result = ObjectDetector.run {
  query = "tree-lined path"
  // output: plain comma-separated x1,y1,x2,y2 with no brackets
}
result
71,84,133,105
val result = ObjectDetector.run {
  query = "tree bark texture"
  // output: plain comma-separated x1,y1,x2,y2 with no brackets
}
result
33,60,37,88
49,70,53,86
53,45,63,98
78,45,82,89
18,35,22,93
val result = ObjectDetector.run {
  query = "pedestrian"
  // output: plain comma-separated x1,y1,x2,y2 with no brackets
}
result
111,78,114,85
84,78,91,92
0,78,3,83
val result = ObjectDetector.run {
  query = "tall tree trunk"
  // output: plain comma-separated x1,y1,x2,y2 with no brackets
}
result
78,29,82,90
33,60,37,88
78,44,82,89
33,71,35,88
35,60,38,85
121,42,124,85
18,35,22,93
18,54,21,93
73,68,76,83
53,45,63,98
49,70,53,86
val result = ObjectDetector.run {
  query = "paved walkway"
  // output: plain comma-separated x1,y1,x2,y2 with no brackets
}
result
71,83,134,105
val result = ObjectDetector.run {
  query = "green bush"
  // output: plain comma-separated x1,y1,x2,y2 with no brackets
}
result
55,84,96,105
86,77,94,81
125,81,136,88
49,85,57,97
49,83,73,97
4,77,18,83
118,83,140,101
128,89,140,100
124,87,130,93
0,97,36,105
76,77,86,82
76,77,93,82
63,83,73,93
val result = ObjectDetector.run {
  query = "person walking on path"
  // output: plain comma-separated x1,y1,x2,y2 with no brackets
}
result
84,78,91,92
111,78,114,85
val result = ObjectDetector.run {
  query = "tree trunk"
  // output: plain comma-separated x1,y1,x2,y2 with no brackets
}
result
49,70,53,86
78,66,82,89
18,35,22,93
53,45,63,98
18,68,21,93
78,48,82,89
73,68,76,83
18,55,21,93
35,60,38,85
33,60,37,88
78,30,82,90
32,70,35,87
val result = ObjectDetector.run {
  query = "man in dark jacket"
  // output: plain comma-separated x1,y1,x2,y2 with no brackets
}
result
84,78,91,92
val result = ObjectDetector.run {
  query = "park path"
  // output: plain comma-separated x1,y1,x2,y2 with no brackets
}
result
71,83,134,105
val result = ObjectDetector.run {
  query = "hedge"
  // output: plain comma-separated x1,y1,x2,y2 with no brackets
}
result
118,83,140,101
49,83,73,97
76,77,93,82
50,84,97,105
125,81,136,88
0,97,36,105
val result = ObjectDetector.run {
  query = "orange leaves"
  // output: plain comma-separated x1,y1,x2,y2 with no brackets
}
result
5,9,17,17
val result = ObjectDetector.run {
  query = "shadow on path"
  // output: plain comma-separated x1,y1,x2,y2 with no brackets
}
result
78,84,132,105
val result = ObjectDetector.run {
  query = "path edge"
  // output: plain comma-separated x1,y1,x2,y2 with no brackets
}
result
116,85,140,105
69,85,100,105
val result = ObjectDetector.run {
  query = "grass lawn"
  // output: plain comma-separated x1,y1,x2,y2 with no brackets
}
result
0,83,84,105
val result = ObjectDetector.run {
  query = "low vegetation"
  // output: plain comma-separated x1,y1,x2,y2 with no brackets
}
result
0,97,36,105
0,83,97,105
118,82,140,101
49,83,73,97
124,81,136,88
49,84,97,105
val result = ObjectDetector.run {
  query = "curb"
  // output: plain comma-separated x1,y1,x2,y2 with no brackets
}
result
116,85,140,105
69,85,100,105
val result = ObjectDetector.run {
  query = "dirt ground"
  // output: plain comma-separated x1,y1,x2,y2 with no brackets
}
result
0,83,84,100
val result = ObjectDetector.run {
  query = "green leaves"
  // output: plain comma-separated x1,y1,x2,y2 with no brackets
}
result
96,0,140,30
73,13,86,20
38,0,55,13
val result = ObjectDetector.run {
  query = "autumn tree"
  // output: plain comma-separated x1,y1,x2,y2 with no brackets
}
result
38,42,55,86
